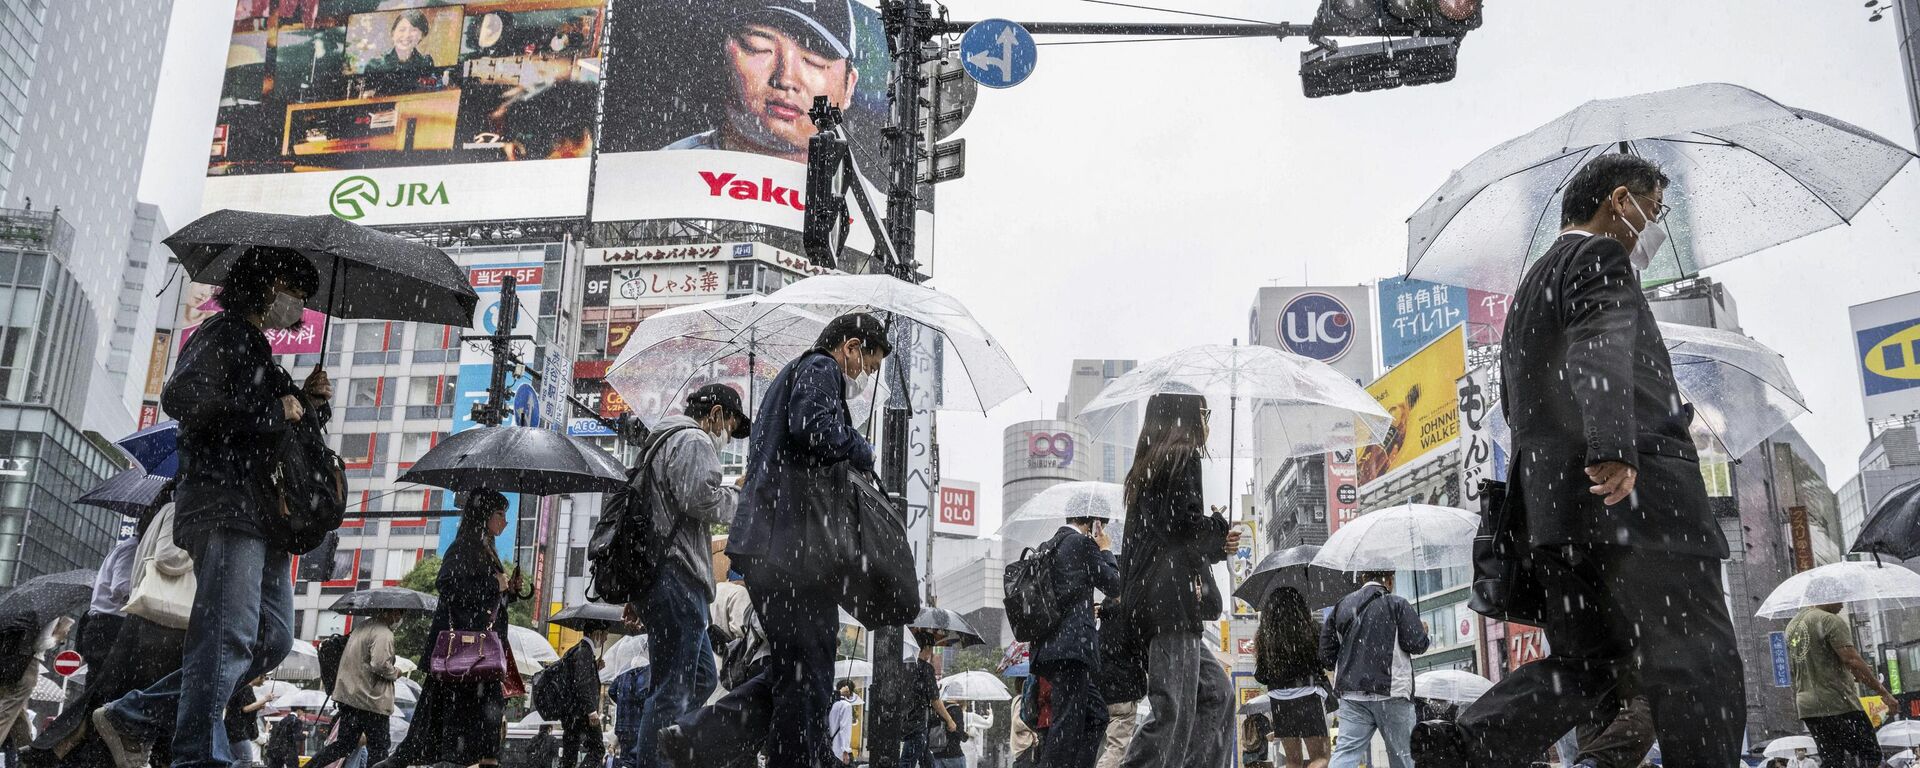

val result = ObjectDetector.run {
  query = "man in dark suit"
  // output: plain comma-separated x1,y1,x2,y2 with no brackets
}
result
1034,516,1121,768
1414,154,1744,767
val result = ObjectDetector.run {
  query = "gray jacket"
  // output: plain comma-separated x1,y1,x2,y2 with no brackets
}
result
647,415,738,601
1318,584,1431,699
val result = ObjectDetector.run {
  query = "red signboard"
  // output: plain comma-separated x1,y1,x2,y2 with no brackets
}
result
1506,623,1548,670
52,650,83,676
939,486,976,529
1325,449,1359,534
470,266,544,288
138,403,161,430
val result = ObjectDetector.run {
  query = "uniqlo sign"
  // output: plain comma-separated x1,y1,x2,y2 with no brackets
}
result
935,481,979,537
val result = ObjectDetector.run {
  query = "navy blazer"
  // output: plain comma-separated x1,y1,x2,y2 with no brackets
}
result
726,350,876,570
1033,526,1120,668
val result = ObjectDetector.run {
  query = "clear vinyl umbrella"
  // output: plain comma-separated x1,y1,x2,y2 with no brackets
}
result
1763,736,1819,760
507,625,560,676
995,482,1127,555
1407,83,1915,294
1658,322,1808,457
605,297,831,424
1882,721,1920,749
749,274,1028,413
1413,670,1493,704
1076,344,1390,492
1755,560,1920,618
940,671,1013,702
1311,504,1479,573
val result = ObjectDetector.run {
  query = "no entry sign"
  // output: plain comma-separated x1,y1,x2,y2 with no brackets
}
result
52,650,82,677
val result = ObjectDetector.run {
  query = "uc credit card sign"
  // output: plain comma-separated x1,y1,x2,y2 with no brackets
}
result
1850,290,1920,421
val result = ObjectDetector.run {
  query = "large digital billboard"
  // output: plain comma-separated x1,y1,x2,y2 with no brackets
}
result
206,0,606,224
1356,326,1466,488
1850,289,1920,422
591,0,890,248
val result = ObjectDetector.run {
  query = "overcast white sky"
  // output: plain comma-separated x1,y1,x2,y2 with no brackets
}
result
141,0,1920,533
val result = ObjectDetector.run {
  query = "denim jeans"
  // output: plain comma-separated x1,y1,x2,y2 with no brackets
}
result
1119,632,1229,768
1329,698,1415,768
106,529,294,768
634,567,717,768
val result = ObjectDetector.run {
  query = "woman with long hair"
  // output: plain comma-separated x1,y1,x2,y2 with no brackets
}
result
375,490,518,768
1114,392,1236,768
1255,586,1331,768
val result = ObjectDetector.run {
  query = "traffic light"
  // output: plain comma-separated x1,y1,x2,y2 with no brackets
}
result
1300,37,1459,98
1311,0,1483,38
802,119,852,270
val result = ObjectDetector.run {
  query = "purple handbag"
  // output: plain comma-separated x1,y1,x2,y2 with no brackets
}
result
429,607,507,683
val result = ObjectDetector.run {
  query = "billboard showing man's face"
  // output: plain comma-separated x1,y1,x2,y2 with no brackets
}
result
592,1,892,245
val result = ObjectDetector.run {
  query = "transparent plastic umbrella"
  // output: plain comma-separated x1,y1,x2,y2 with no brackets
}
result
749,274,1028,413
1881,721,1920,749
508,625,560,676
1077,344,1391,492
1311,505,1479,572
1413,670,1493,704
940,671,1012,702
834,659,873,679
1657,322,1808,458
1755,561,1920,618
995,482,1126,555
601,634,649,683
605,297,831,425
273,641,322,681
1407,83,1916,294
1763,735,1819,759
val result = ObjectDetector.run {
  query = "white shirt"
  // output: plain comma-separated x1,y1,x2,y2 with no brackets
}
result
830,697,856,757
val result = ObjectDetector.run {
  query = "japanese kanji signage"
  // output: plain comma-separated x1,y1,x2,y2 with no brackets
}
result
1379,276,1466,368
1457,365,1506,506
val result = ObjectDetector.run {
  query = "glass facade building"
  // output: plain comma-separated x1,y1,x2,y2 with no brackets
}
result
0,0,46,200
0,404,121,587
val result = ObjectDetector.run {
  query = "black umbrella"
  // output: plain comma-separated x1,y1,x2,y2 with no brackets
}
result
1232,545,1352,611
549,603,631,634
163,210,477,328
1854,478,1920,561
75,468,171,517
397,425,628,496
0,570,97,634
326,587,438,615
910,607,983,647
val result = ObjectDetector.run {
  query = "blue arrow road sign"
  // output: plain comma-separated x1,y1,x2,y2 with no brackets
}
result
959,19,1036,89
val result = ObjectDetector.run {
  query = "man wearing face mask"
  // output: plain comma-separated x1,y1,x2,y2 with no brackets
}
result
625,383,749,768
661,312,889,768
1413,154,1743,767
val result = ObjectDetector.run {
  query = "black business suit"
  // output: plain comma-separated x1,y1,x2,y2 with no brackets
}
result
1034,526,1121,768
1451,233,1744,767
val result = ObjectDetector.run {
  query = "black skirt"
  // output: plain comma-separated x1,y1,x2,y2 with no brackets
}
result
1267,694,1329,739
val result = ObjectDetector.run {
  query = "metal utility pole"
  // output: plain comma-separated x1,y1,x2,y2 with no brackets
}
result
466,275,529,427
868,1,934,766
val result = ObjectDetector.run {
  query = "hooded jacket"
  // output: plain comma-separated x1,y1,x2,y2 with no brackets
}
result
1318,583,1430,699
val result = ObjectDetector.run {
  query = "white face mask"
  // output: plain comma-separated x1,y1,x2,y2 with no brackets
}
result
265,290,305,329
844,371,869,398
1624,196,1667,272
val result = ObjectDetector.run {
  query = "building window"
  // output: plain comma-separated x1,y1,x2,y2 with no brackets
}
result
399,432,434,465
340,434,374,466
345,378,395,421
567,546,586,578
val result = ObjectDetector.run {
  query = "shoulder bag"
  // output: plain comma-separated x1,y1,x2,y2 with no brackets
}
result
1467,479,1563,626
429,603,507,683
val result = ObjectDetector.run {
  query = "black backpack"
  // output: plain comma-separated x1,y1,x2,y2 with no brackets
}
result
1004,540,1067,643
530,662,573,720
586,425,697,606
317,632,349,695
266,392,347,556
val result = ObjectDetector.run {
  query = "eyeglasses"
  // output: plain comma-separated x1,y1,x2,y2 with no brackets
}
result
1633,193,1671,223
1200,408,1213,419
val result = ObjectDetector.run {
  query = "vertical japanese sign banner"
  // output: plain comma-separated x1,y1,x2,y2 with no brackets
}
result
444,262,544,559
1378,276,1465,368
887,319,942,594
1325,449,1359,535
1456,365,1507,507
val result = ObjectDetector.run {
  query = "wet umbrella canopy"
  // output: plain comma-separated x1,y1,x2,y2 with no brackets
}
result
326,587,438,615
76,468,171,517
1755,561,1920,618
995,482,1127,555
1413,670,1493,704
606,296,831,424
748,274,1029,413
117,421,179,479
1853,477,1920,561
548,603,630,634
398,425,628,495
1232,545,1352,611
1657,322,1809,458
1407,83,1916,293
0,570,97,630
910,607,983,647
1763,736,1819,759
1312,504,1478,573
939,671,1011,702
163,210,477,327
